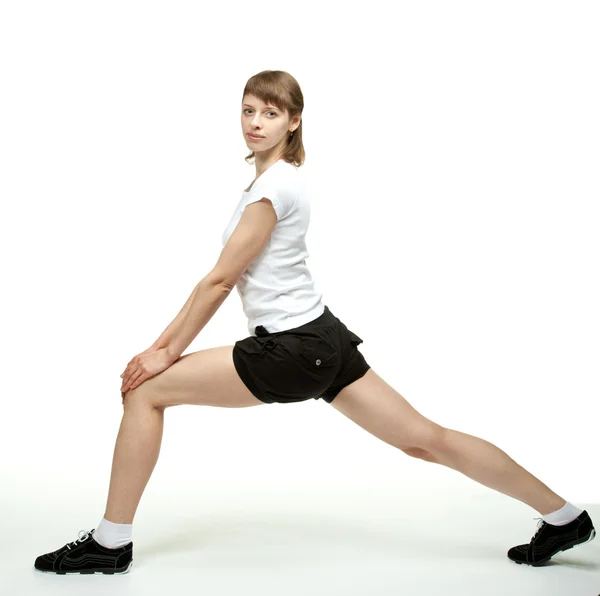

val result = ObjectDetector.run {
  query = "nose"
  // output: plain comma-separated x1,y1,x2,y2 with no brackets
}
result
250,115,264,128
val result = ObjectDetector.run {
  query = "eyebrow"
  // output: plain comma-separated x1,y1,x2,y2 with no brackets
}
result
243,103,279,110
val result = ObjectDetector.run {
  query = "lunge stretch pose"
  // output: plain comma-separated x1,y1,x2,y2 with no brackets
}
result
35,70,595,575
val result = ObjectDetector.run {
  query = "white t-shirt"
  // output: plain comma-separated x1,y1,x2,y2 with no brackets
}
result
222,159,325,336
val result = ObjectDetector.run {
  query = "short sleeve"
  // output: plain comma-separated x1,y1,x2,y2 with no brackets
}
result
243,178,295,222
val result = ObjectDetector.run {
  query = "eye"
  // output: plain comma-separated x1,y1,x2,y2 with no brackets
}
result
244,109,277,116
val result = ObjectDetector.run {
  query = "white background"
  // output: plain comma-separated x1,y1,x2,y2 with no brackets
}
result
1,1,598,592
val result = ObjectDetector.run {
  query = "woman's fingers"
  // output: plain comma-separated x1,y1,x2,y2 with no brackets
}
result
123,369,143,393
121,372,130,391
128,375,144,391
121,364,133,389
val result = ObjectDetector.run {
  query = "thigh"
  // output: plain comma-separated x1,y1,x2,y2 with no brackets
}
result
126,345,266,409
329,368,443,451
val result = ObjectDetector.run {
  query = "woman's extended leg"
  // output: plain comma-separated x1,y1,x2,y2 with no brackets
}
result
329,368,566,516
104,345,265,524
426,427,566,515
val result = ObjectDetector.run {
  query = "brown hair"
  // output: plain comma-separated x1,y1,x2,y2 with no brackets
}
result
242,70,305,167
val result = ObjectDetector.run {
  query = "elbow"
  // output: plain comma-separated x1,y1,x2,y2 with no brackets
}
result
202,270,234,293
219,280,235,293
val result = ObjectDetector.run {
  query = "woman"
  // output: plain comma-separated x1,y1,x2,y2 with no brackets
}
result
34,70,595,574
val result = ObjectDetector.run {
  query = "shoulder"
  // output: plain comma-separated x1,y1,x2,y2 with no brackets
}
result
267,161,305,197
252,161,302,201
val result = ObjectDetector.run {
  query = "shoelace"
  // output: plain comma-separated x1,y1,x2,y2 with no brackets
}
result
530,517,545,542
66,529,92,550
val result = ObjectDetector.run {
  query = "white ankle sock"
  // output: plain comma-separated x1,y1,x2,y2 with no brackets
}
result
92,516,133,549
541,501,583,526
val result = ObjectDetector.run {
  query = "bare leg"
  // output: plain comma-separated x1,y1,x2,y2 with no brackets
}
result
103,400,164,524
427,428,567,516
100,346,265,524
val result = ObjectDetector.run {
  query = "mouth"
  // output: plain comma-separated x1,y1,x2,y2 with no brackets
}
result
248,133,264,140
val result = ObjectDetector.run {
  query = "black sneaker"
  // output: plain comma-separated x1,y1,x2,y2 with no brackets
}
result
507,509,596,566
34,528,133,574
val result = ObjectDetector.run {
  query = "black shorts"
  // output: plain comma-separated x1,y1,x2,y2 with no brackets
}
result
232,305,370,404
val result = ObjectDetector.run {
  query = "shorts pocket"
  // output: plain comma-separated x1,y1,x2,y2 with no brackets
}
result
348,330,364,346
299,337,338,369
236,335,276,358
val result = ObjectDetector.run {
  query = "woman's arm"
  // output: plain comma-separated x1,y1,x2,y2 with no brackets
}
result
151,282,201,350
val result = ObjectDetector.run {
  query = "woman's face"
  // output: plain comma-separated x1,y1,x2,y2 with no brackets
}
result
241,94,299,154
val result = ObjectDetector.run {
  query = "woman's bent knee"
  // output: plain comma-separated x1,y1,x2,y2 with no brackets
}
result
123,346,265,408
122,385,161,409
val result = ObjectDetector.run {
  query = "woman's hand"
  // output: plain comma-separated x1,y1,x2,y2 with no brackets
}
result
121,345,157,393
120,346,177,398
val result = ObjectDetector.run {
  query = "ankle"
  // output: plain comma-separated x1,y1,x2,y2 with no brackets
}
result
93,516,133,549
538,497,567,517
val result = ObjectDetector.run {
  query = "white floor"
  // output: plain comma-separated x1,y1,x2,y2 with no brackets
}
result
8,479,600,596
